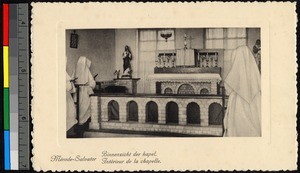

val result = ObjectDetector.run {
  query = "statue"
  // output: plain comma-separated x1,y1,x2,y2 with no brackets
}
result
122,45,132,78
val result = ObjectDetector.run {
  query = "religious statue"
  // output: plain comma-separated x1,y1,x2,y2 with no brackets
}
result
122,45,132,78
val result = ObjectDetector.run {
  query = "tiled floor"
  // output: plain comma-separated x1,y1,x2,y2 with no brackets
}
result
82,129,218,138
84,131,158,138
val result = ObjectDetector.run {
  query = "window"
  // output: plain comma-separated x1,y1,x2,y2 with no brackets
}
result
205,28,246,49
138,29,175,93
157,29,175,50
205,28,247,79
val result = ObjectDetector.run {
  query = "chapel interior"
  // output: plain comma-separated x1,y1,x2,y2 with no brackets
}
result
66,28,261,138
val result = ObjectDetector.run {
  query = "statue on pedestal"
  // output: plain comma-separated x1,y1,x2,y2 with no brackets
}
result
122,45,132,78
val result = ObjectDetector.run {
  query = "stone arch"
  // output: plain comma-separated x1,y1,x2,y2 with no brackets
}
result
161,83,176,94
166,101,179,124
208,102,223,125
198,83,212,94
200,88,209,95
108,100,119,121
127,100,138,121
146,101,158,123
207,99,222,106
177,83,195,95
164,87,173,94
187,102,200,124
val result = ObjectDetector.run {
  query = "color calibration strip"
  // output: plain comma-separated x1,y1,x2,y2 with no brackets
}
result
9,4,20,170
3,3,11,170
3,3,30,170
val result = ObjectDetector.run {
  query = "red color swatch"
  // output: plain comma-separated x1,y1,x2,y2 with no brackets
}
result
3,4,9,46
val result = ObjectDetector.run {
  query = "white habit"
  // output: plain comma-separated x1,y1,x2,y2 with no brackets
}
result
66,72,77,131
223,46,261,137
73,56,96,125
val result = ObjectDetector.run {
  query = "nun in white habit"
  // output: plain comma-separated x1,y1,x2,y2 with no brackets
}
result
66,72,77,131
223,46,261,137
73,56,96,125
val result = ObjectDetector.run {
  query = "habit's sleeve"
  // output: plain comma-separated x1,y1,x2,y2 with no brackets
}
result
66,73,76,93
88,71,96,89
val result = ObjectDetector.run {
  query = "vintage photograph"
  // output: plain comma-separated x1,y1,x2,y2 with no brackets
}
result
65,28,261,138
31,2,296,171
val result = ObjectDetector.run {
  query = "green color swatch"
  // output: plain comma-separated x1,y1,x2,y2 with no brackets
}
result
4,88,10,130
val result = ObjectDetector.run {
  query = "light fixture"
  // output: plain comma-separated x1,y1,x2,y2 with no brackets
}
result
160,29,172,42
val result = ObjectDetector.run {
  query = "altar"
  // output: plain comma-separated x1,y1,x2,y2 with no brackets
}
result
89,43,225,136
96,78,140,94
148,73,222,95
113,78,140,94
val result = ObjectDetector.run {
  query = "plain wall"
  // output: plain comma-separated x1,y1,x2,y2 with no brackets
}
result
66,29,116,81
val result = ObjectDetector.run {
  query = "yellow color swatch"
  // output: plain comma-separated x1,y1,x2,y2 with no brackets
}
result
3,46,9,88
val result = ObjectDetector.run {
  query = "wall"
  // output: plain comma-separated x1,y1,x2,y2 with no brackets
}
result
175,28,205,49
66,29,116,81
221,28,261,83
115,29,138,77
247,28,261,49
175,28,260,82
65,28,260,91
100,122,223,136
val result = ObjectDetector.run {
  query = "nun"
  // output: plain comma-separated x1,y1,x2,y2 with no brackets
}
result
66,72,77,135
223,46,261,137
73,56,96,129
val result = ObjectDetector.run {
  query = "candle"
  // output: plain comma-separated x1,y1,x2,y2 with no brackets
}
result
184,33,187,48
